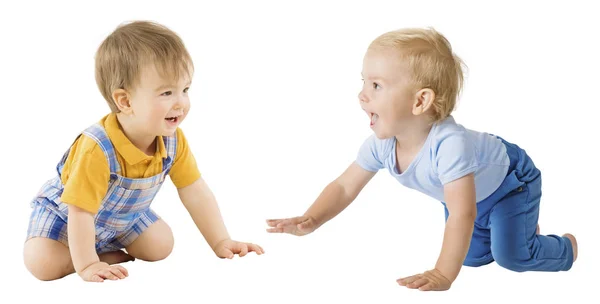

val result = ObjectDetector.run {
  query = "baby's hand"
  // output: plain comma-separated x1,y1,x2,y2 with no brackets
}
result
397,268,452,291
79,261,128,283
266,215,318,236
213,239,264,259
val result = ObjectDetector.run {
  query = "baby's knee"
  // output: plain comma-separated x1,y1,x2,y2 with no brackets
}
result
128,221,175,262
146,234,174,262
494,256,528,272
23,239,69,281
491,247,528,272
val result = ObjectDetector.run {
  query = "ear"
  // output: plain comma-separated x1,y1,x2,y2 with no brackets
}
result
111,89,133,115
412,88,435,116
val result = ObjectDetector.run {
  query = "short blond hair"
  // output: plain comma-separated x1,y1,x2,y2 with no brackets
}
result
369,27,465,122
95,21,194,113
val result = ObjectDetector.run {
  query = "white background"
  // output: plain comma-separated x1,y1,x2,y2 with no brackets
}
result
1,0,598,302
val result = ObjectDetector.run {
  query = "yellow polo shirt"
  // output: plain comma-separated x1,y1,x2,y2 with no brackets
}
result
59,113,201,214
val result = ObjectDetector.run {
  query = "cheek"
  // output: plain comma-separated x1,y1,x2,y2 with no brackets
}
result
181,95,191,109
136,105,166,124
389,95,413,116
151,102,171,116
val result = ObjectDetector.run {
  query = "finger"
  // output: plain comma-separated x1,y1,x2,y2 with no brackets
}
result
222,249,234,259
90,274,104,283
217,247,234,259
114,265,129,277
98,269,119,280
109,266,126,279
266,227,284,233
408,277,429,289
266,219,283,227
397,274,420,286
276,217,304,228
246,243,263,254
297,219,313,231
239,244,249,257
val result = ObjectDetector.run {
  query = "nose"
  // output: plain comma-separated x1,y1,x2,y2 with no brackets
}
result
172,102,186,115
358,90,368,103
173,100,183,110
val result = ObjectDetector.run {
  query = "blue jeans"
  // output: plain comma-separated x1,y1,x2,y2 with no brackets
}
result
442,136,574,272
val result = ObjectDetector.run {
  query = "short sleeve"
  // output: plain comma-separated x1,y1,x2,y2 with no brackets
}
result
169,128,202,188
434,132,478,185
356,135,385,172
60,137,110,214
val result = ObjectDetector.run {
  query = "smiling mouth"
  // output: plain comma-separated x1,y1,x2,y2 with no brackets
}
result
165,116,179,123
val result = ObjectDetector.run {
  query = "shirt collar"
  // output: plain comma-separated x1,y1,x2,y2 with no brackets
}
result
103,113,167,165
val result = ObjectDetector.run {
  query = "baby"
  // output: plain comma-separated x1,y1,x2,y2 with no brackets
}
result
267,27,577,291
24,20,263,282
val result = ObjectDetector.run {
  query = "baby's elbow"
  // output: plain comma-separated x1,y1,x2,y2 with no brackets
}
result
459,204,477,222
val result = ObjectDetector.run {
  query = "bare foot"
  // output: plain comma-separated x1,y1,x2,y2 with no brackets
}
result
563,233,578,262
100,250,135,265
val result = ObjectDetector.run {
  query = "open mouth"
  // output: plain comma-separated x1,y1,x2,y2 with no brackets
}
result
165,116,180,123
370,112,379,126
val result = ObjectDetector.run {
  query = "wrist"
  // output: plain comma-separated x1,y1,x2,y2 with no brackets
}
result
77,258,101,275
303,212,322,228
210,237,231,252
431,267,454,286
433,263,459,283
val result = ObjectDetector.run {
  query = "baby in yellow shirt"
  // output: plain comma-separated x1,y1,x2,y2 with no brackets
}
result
24,20,264,282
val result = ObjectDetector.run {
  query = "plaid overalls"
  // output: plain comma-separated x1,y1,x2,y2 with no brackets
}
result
26,122,176,254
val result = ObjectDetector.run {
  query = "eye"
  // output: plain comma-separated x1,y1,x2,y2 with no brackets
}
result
372,83,380,89
183,87,189,93
161,91,172,96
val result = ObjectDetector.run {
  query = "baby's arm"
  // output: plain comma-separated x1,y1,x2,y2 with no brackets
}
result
398,172,476,291
436,172,477,281
177,177,263,258
68,205,128,282
305,162,377,228
68,205,98,272
177,177,231,250
267,162,376,235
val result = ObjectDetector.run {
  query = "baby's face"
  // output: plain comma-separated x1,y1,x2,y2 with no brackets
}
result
359,48,418,139
128,63,191,137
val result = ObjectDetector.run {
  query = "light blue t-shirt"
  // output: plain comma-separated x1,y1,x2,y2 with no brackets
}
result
356,116,510,203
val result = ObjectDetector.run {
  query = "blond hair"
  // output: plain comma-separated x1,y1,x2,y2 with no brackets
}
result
95,21,194,113
369,27,465,122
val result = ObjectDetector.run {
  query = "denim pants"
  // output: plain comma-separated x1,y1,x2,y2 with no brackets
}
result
442,136,574,272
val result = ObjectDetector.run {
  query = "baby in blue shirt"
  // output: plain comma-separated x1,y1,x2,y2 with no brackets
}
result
267,27,577,291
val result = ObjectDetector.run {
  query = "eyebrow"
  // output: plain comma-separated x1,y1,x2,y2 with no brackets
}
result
154,82,192,92
362,74,386,83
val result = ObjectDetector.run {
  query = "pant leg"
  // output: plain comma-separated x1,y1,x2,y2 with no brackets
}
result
26,202,69,247
443,203,494,267
101,208,160,254
489,157,573,272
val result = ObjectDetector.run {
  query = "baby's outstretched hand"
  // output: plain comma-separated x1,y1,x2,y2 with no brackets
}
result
266,215,318,236
213,239,264,259
397,269,452,291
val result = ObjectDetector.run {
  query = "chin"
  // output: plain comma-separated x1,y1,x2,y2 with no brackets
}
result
372,129,393,140
375,134,394,140
160,130,177,137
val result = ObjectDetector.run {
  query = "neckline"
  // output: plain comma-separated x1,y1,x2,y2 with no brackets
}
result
390,122,437,177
